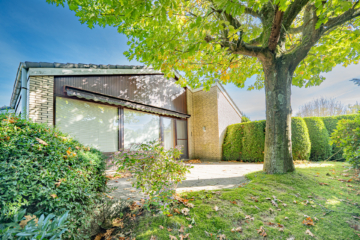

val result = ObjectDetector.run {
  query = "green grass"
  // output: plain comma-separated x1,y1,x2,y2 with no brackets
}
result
130,162,360,239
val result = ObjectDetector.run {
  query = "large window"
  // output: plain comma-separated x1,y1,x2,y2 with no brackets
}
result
124,109,160,149
56,97,118,152
55,97,188,157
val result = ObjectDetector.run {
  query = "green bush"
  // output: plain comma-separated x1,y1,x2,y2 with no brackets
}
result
222,121,265,162
241,120,266,162
291,117,311,160
0,114,106,238
0,209,69,240
222,124,244,161
223,119,311,162
114,141,192,214
321,114,358,159
304,117,332,161
331,114,360,168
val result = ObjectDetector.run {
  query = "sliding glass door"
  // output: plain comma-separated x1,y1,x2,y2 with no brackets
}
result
176,119,188,159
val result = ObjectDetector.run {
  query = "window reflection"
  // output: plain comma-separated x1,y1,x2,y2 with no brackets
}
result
124,109,160,149
163,118,174,150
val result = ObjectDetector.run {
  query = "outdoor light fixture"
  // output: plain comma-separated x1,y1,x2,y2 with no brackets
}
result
203,126,206,132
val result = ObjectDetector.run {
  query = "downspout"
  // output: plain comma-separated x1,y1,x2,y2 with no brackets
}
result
21,67,28,118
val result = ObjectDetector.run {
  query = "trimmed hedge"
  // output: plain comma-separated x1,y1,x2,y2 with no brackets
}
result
303,117,332,161
291,117,311,160
223,120,265,162
321,114,358,159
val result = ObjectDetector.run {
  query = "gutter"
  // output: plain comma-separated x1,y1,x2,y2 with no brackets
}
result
10,62,26,109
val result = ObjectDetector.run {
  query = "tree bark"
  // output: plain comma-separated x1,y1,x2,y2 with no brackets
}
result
263,58,295,174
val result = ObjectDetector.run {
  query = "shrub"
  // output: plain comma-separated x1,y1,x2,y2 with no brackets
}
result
291,117,311,160
114,141,192,214
241,115,251,123
331,114,360,168
222,124,244,161
0,114,106,238
304,117,332,161
223,119,310,162
241,120,266,162
0,209,69,240
321,114,358,159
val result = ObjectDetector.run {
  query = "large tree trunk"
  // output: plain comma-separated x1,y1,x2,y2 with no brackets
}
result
263,58,295,174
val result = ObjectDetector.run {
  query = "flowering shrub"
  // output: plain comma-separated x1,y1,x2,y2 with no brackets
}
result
331,113,360,169
114,141,192,213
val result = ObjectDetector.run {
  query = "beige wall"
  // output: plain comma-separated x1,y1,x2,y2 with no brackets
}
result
28,76,54,125
187,84,242,160
191,86,221,160
217,88,242,156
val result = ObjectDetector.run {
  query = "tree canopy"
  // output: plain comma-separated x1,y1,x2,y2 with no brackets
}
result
48,0,360,173
48,0,360,89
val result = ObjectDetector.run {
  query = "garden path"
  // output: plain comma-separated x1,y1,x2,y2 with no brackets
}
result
106,162,264,201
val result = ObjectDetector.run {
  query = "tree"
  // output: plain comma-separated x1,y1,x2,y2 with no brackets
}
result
296,97,347,117
47,0,360,173
351,78,360,86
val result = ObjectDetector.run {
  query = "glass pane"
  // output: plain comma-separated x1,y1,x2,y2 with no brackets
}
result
56,97,118,152
176,120,187,139
177,140,188,158
163,118,174,150
124,109,160,149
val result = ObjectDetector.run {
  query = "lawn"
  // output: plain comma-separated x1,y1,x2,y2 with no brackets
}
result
118,162,360,239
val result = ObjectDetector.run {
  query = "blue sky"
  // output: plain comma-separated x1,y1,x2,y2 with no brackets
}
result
0,0,359,120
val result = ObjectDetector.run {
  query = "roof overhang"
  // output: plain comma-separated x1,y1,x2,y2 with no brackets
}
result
10,62,159,108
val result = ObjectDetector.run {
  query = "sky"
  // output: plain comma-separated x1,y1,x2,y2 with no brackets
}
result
0,0,359,120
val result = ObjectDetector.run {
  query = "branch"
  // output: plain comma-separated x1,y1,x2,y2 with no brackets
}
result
323,5,360,33
288,25,304,34
268,5,284,51
286,4,322,72
234,43,266,59
282,0,310,30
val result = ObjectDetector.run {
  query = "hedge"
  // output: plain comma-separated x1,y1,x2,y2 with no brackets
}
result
321,114,358,160
223,120,265,162
291,117,311,160
303,117,332,161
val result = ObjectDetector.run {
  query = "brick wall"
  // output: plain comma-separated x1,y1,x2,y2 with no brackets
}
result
28,76,54,125
192,86,221,160
189,84,242,160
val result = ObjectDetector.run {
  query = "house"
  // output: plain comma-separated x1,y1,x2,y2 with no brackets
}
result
10,62,242,161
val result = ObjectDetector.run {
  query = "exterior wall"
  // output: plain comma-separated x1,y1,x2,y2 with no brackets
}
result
217,88,242,157
186,88,195,159
28,76,54,125
192,86,220,160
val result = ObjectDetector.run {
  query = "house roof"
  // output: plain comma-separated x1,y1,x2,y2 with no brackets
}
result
10,62,243,118
22,61,146,69
10,62,151,108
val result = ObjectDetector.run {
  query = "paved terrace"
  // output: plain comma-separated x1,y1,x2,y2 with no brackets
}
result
106,162,264,201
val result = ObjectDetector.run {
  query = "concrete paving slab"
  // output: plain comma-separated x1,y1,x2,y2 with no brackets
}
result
106,162,264,200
